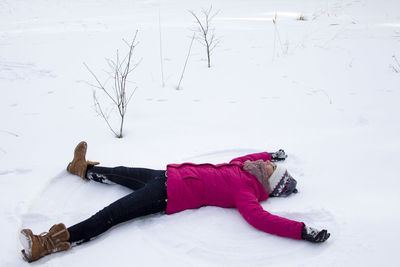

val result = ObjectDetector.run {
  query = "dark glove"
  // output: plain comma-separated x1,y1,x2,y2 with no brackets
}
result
269,149,287,162
301,225,330,243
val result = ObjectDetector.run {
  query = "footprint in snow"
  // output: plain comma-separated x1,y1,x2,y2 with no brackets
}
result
356,116,369,126
0,169,31,175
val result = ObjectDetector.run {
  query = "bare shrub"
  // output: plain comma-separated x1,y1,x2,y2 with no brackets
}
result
84,31,139,138
189,6,220,68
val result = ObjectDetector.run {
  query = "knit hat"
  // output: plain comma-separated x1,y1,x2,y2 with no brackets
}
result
243,160,298,197
269,165,298,197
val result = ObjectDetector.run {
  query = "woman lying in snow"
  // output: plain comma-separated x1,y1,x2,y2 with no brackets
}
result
19,141,330,262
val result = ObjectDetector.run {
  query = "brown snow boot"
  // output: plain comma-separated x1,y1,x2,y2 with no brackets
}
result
66,141,99,180
20,223,71,263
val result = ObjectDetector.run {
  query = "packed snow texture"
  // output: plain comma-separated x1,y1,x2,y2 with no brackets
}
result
1,0,399,266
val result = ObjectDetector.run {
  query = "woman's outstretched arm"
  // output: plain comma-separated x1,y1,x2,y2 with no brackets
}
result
235,189,304,239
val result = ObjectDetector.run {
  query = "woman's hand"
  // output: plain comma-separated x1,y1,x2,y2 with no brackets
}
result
269,149,287,162
301,225,330,243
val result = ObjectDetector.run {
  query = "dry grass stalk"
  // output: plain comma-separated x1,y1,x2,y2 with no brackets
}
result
177,33,196,90
159,12,165,87
272,12,286,60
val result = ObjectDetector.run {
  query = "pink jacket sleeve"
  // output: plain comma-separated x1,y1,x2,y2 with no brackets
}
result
229,152,271,164
235,189,304,240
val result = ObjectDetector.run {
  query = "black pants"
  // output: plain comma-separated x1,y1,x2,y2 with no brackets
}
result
67,166,167,245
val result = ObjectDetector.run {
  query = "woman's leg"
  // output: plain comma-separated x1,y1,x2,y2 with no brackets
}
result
86,166,166,191
67,175,167,245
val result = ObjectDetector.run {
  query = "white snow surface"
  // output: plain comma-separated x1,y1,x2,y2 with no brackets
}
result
1,0,399,266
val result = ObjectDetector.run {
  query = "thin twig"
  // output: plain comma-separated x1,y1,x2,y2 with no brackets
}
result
177,33,196,90
84,63,119,106
0,129,19,137
272,13,277,61
159,11,165,87
272,12,285,59
93,91,119,137
313,89,332,104
391,55,400,73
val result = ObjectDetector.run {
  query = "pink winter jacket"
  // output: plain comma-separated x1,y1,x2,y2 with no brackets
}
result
165,152,304,240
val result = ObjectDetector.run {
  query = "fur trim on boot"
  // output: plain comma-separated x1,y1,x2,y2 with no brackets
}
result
20,223,71,263
66,141,99,180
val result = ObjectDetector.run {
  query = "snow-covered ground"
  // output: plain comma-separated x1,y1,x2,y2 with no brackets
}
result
1,0,400,266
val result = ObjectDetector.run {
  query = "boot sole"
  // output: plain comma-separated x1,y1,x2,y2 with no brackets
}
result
19,230,32,262
66,162,72,172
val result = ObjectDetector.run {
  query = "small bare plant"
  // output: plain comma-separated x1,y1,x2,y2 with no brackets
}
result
84,31,139,138
189,6,220,68
391,55,400,73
